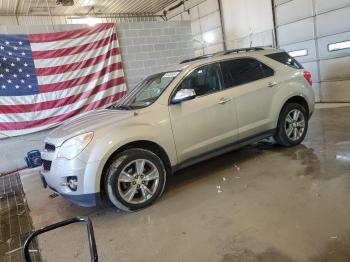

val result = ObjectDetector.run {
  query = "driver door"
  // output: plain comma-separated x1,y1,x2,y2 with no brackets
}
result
169,63,239,162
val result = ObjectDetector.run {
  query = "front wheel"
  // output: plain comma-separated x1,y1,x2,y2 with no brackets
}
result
104,149,167,212
274,103,308,147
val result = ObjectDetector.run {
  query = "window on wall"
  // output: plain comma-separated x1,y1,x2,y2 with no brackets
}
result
178,63,224,96
289,49,308,58
220,58,274,88
328,40,350,52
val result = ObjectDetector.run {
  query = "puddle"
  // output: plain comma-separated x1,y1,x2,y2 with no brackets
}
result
221,248,293,262
310,235,350,262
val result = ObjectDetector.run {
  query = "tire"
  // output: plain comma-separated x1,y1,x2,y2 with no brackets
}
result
274,103,308,147
104,148,167,212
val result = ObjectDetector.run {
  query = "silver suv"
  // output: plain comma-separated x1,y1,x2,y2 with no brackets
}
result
41,47,315,211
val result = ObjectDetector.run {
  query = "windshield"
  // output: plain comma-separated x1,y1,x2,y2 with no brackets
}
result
110,71,180,110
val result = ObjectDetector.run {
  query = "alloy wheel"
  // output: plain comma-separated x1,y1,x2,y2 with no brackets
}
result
284,109,305,141
117,159,160,204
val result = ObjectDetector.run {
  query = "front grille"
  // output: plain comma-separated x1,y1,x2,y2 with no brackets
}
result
42,160,52,171
45,143,55,152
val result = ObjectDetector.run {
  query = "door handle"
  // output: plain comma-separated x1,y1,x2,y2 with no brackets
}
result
267,82,277,87
218,97,232,105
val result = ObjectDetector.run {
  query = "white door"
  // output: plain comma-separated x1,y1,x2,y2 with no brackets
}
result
169,63,238,162
274,0,350,102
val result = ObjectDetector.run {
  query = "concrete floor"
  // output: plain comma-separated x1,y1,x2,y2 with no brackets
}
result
20,104,350,262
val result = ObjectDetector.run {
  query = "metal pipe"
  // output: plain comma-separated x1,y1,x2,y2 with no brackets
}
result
14,0,20,25
67,13,165,19
270,0,278,47
218,0,227,51
45,0,55,31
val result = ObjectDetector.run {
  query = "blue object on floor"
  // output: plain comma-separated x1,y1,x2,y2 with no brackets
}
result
25,150,42,168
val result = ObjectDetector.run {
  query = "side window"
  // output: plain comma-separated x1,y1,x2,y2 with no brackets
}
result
177,63,223,97
220,58,274,88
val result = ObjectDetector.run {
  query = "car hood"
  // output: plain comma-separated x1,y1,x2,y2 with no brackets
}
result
46,109,134,146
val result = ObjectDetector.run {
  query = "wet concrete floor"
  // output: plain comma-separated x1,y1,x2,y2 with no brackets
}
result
20,104,350,262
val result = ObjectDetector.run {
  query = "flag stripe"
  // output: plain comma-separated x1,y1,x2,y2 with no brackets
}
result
28,23,114,43
30,27,114,52
0,77,125,114
40,62,123,93
36,47,120,76
0,84,126,122
0,91,126,130
32,34,117,59
0,70,123,105
37,53,120,85
33,41,118,68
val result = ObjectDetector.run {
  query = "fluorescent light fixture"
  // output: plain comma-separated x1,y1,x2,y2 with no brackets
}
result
289,49,308,57
328,40,350,52
79,17,101,27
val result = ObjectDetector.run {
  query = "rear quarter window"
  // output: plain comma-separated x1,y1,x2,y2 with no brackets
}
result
266,52,303,70
220,58,274,88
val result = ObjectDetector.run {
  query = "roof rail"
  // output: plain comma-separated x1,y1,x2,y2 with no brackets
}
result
224,47,264,55
180,47,265,64
180,54,216,64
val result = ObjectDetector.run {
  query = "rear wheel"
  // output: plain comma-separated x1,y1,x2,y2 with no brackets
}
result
274,103,308,147
104,149,166,212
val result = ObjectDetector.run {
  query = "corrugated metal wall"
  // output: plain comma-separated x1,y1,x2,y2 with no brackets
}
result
274,0,350,102
167,0,225,56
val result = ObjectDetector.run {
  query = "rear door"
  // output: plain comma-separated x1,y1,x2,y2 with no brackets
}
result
220,58,276,139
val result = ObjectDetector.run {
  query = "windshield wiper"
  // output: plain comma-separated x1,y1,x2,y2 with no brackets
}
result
110,104,133,110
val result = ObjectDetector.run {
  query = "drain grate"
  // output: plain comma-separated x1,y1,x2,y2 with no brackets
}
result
0,173,42,262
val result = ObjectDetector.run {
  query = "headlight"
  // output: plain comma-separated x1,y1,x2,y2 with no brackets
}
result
57,132,93,160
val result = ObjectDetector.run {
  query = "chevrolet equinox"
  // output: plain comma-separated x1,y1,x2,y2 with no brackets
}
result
41,47,315,211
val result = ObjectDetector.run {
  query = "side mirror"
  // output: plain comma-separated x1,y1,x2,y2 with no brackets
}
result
171,89,196,104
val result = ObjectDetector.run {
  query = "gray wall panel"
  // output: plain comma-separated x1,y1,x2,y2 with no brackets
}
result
321,80,350,102
277,17,315,45
275,0,313,26
320,56,350,81
316,6,350,37
317,31,350,59
274,0,291,6
315,0,350,14
281,39,317,63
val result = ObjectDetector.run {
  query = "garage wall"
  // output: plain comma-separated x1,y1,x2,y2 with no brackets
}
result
274,0,350,102
160,0,275,56
117,22,194,87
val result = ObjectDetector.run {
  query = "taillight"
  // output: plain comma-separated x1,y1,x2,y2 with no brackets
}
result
303,71,312,86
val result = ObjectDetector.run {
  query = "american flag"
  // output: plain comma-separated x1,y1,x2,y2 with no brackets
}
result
0,23,127,137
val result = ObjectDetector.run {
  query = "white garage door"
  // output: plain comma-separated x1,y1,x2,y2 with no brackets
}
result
274,0,350,102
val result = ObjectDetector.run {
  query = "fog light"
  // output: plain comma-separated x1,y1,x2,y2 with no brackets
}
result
67,176,78,191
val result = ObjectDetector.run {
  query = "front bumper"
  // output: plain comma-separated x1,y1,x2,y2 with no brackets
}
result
40,173,102,207
40,146,102,207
